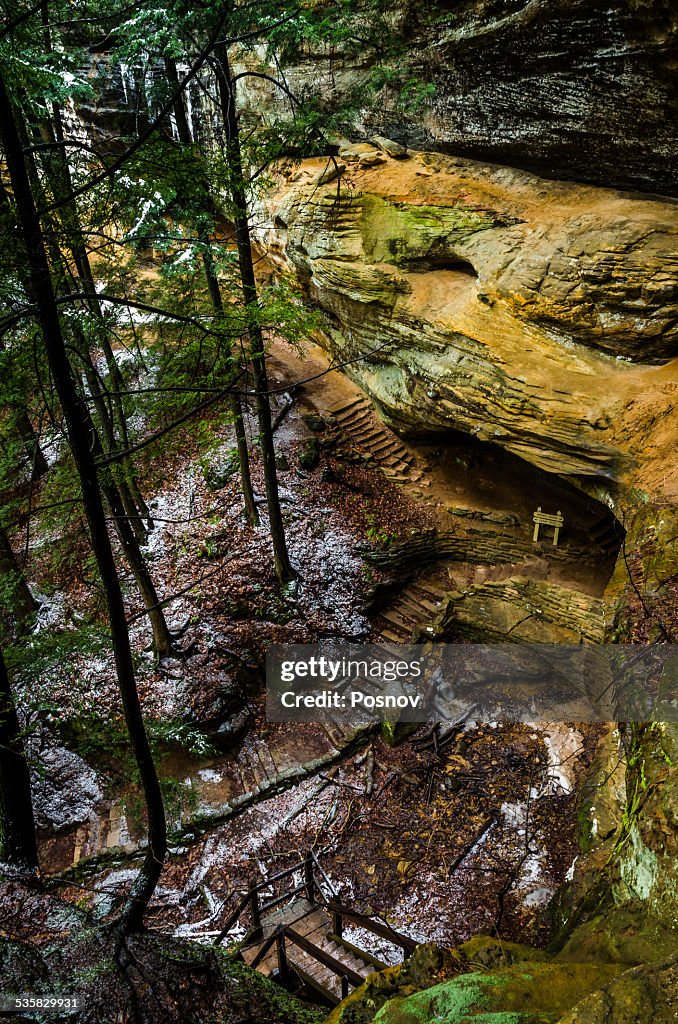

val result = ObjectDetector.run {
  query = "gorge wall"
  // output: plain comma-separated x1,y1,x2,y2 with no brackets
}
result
258,149,677,507
75,1,678,195
236,0,678,195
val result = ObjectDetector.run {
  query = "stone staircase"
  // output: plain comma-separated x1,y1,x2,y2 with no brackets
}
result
233,721,362,795
328,398,422,484
377,578,448,643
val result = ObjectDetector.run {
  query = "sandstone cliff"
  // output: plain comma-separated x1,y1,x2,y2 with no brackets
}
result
258,149,677,507
236,0,678,194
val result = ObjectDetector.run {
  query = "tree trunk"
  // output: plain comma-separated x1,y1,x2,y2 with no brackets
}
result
36,110,152,535
0,527,37,629
101,478,174,660
15,410,48,480
16,109,171,656
214,43,294,583
0,182,49,482
164,56,191,144
0,71,166,933
166,55,258,526
0,646,39,875
203,245,259,528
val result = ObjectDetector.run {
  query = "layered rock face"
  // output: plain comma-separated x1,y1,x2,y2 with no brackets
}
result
237,0,678,195
260,150,677,499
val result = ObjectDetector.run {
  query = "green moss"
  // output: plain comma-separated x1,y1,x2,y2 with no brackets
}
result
360,196,498,267
367,963,624,1024
218,952,325,1023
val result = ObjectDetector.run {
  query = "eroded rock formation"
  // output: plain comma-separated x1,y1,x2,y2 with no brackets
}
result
259,150,677,503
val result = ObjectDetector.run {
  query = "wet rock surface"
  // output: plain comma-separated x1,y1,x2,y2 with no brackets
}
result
28,736,104,833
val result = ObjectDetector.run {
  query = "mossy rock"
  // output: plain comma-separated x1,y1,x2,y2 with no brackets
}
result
302,413,327,432
380,720,419,746
370,962,624,1024
359,195,500,269
556,904,678,966
299,439,321,470
327,943,463,1024
459,937,552,971
557,952,678,1024
202,447,240,490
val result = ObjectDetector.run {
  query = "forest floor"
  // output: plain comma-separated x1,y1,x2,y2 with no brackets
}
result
6,336,619,967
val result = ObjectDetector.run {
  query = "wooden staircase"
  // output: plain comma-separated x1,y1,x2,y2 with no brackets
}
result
214,851,416,1006
328,398,422,484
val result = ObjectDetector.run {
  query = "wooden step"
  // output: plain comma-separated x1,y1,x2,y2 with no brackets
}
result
382,458,411,471
378,620,410,640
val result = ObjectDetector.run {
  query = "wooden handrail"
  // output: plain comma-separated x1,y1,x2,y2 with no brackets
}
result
327,932,389,971
284,962,338,1006
214,889,251,945
215,849,342,948
259,881,307,915
255,860,302,889
249,929,278,970
326,901,417,956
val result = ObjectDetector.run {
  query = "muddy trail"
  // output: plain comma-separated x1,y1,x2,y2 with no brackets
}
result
26,338,623,961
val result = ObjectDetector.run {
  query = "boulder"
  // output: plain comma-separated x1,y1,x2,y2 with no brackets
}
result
371,135,408,158
298,439,321,470
29,740,104,832
315,161,345,184
202,448,240,491
558,953,678,1024
339,142,386,166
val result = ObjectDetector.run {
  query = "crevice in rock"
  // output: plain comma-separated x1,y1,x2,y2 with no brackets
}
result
400,256,478,276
